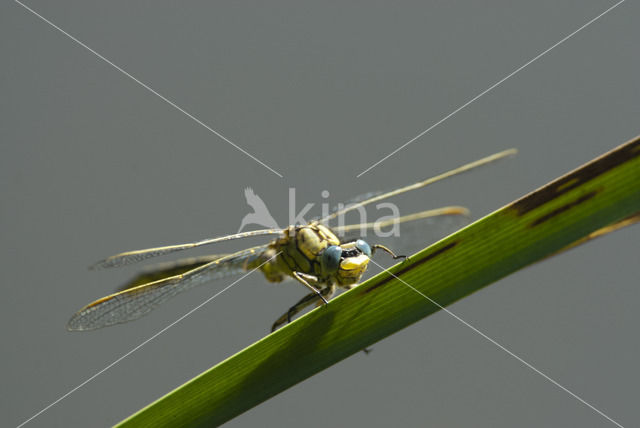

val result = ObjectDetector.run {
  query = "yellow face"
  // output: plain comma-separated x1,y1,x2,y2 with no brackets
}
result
337,253,370,285
320,240,372,288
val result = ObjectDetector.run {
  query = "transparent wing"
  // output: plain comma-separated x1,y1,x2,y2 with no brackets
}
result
68,245,269,331
320,149,516,223
326,190,386,215
333,206,471,258
332,206,469,235
115,254,230,292
91,229,282,269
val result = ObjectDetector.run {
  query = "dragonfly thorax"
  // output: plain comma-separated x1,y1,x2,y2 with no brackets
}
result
255,223,371,288
259,223,371,288
265,223,338,280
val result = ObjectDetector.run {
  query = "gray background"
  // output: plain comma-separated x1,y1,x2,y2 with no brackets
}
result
2,1,638,427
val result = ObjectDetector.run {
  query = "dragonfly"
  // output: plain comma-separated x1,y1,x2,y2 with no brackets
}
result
67,149,516,332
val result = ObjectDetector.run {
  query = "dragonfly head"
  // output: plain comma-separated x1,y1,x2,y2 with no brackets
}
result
321,239,371,286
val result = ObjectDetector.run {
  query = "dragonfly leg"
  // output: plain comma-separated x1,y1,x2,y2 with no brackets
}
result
271,285,335,332
292,271,328,304
372,244,406,260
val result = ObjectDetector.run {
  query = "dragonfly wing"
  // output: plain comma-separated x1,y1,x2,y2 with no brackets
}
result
68,245,269,331
115,254,230,292
320,149,515,223
333,207,470,259
91,229,282,269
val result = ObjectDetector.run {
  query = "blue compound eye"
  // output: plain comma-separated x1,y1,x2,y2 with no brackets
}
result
321,245,342,273
355,239,371,257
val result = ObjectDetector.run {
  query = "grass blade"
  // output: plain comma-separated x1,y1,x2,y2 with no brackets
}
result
117,135,640,427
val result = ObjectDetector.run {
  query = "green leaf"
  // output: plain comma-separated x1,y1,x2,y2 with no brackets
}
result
116,135,640,428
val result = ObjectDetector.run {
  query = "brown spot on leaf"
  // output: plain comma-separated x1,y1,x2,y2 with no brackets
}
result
511,135,640,216
529,190,599,227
